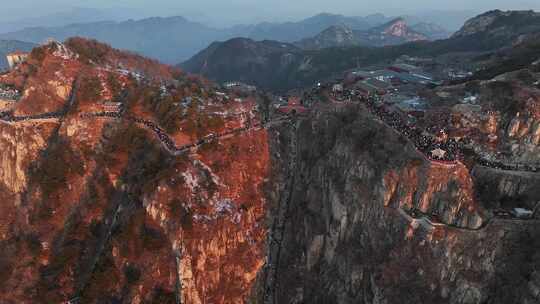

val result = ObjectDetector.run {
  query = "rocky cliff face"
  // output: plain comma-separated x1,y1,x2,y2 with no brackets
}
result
0,39,271,303
359,18,428,46
472,166,540,210
440,71,540,166
379,18,426,41
2,37,540,304
295,25,362,50
452,10,540,45
258,103,540,304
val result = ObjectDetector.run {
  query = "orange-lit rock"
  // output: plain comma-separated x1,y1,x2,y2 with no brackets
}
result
0,38,270,304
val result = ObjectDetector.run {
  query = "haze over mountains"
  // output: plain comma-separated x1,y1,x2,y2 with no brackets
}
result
0,12,454,64
181,10,540,91
0,7,144,34
295,18,444,50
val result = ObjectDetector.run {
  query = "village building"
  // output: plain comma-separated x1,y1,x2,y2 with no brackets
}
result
277,96,308,115
332,83,344,93
371,70,399,83
410,72,434,83
354,81,380,96
384,94,409,104
388,63,422,74
511,208,533,219
462,94,478,104
214,91,230,101
6,51,29,70
394,97,427,117
365,78,394,91
446,69,473,80
355,78,392,95
223,81,256,92
430,148,447,159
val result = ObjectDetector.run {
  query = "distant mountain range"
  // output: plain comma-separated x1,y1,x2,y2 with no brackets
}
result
294,18,445,50
0,7,143,34
230,13,387,42
0,13,450,64
0,40,36,69
0,16,228,65
180,10,540,91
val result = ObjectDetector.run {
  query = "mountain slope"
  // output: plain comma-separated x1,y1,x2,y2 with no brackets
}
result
260,82,540,303
294,25,365,50
0,38,270,303
180,38,304,90
357,17,428,46
452,10,540,42
410,22,451,40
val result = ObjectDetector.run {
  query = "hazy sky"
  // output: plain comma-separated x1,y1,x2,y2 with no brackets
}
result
2,0,540,26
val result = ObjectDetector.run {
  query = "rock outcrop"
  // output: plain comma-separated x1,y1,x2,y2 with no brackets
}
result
0,39,271,303
259,103,540,304
295,25,362,50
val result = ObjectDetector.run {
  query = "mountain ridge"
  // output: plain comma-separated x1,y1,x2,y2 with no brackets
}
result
181,10,540,91
294,18,433,50
0,13,449,64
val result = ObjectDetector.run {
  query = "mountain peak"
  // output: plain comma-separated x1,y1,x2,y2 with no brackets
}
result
309,12,343,20
452,10,540,38
315,24,356,44
379,17,408,34
294,24,358,50
372,17,427,41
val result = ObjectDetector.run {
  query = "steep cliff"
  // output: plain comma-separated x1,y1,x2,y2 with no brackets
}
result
259,103,540,304
0,39,271,303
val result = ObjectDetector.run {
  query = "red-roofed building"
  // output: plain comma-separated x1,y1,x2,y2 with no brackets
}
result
277,96,308,115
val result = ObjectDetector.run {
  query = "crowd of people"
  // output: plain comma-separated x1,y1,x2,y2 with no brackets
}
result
0,87,21,101
0,110,63,122
476,157,540,173
344,92,540,172
357,94,462,162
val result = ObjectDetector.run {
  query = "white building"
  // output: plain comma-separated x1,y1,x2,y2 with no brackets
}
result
332,84,343,92
6,51,29,70
511,208,533,219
